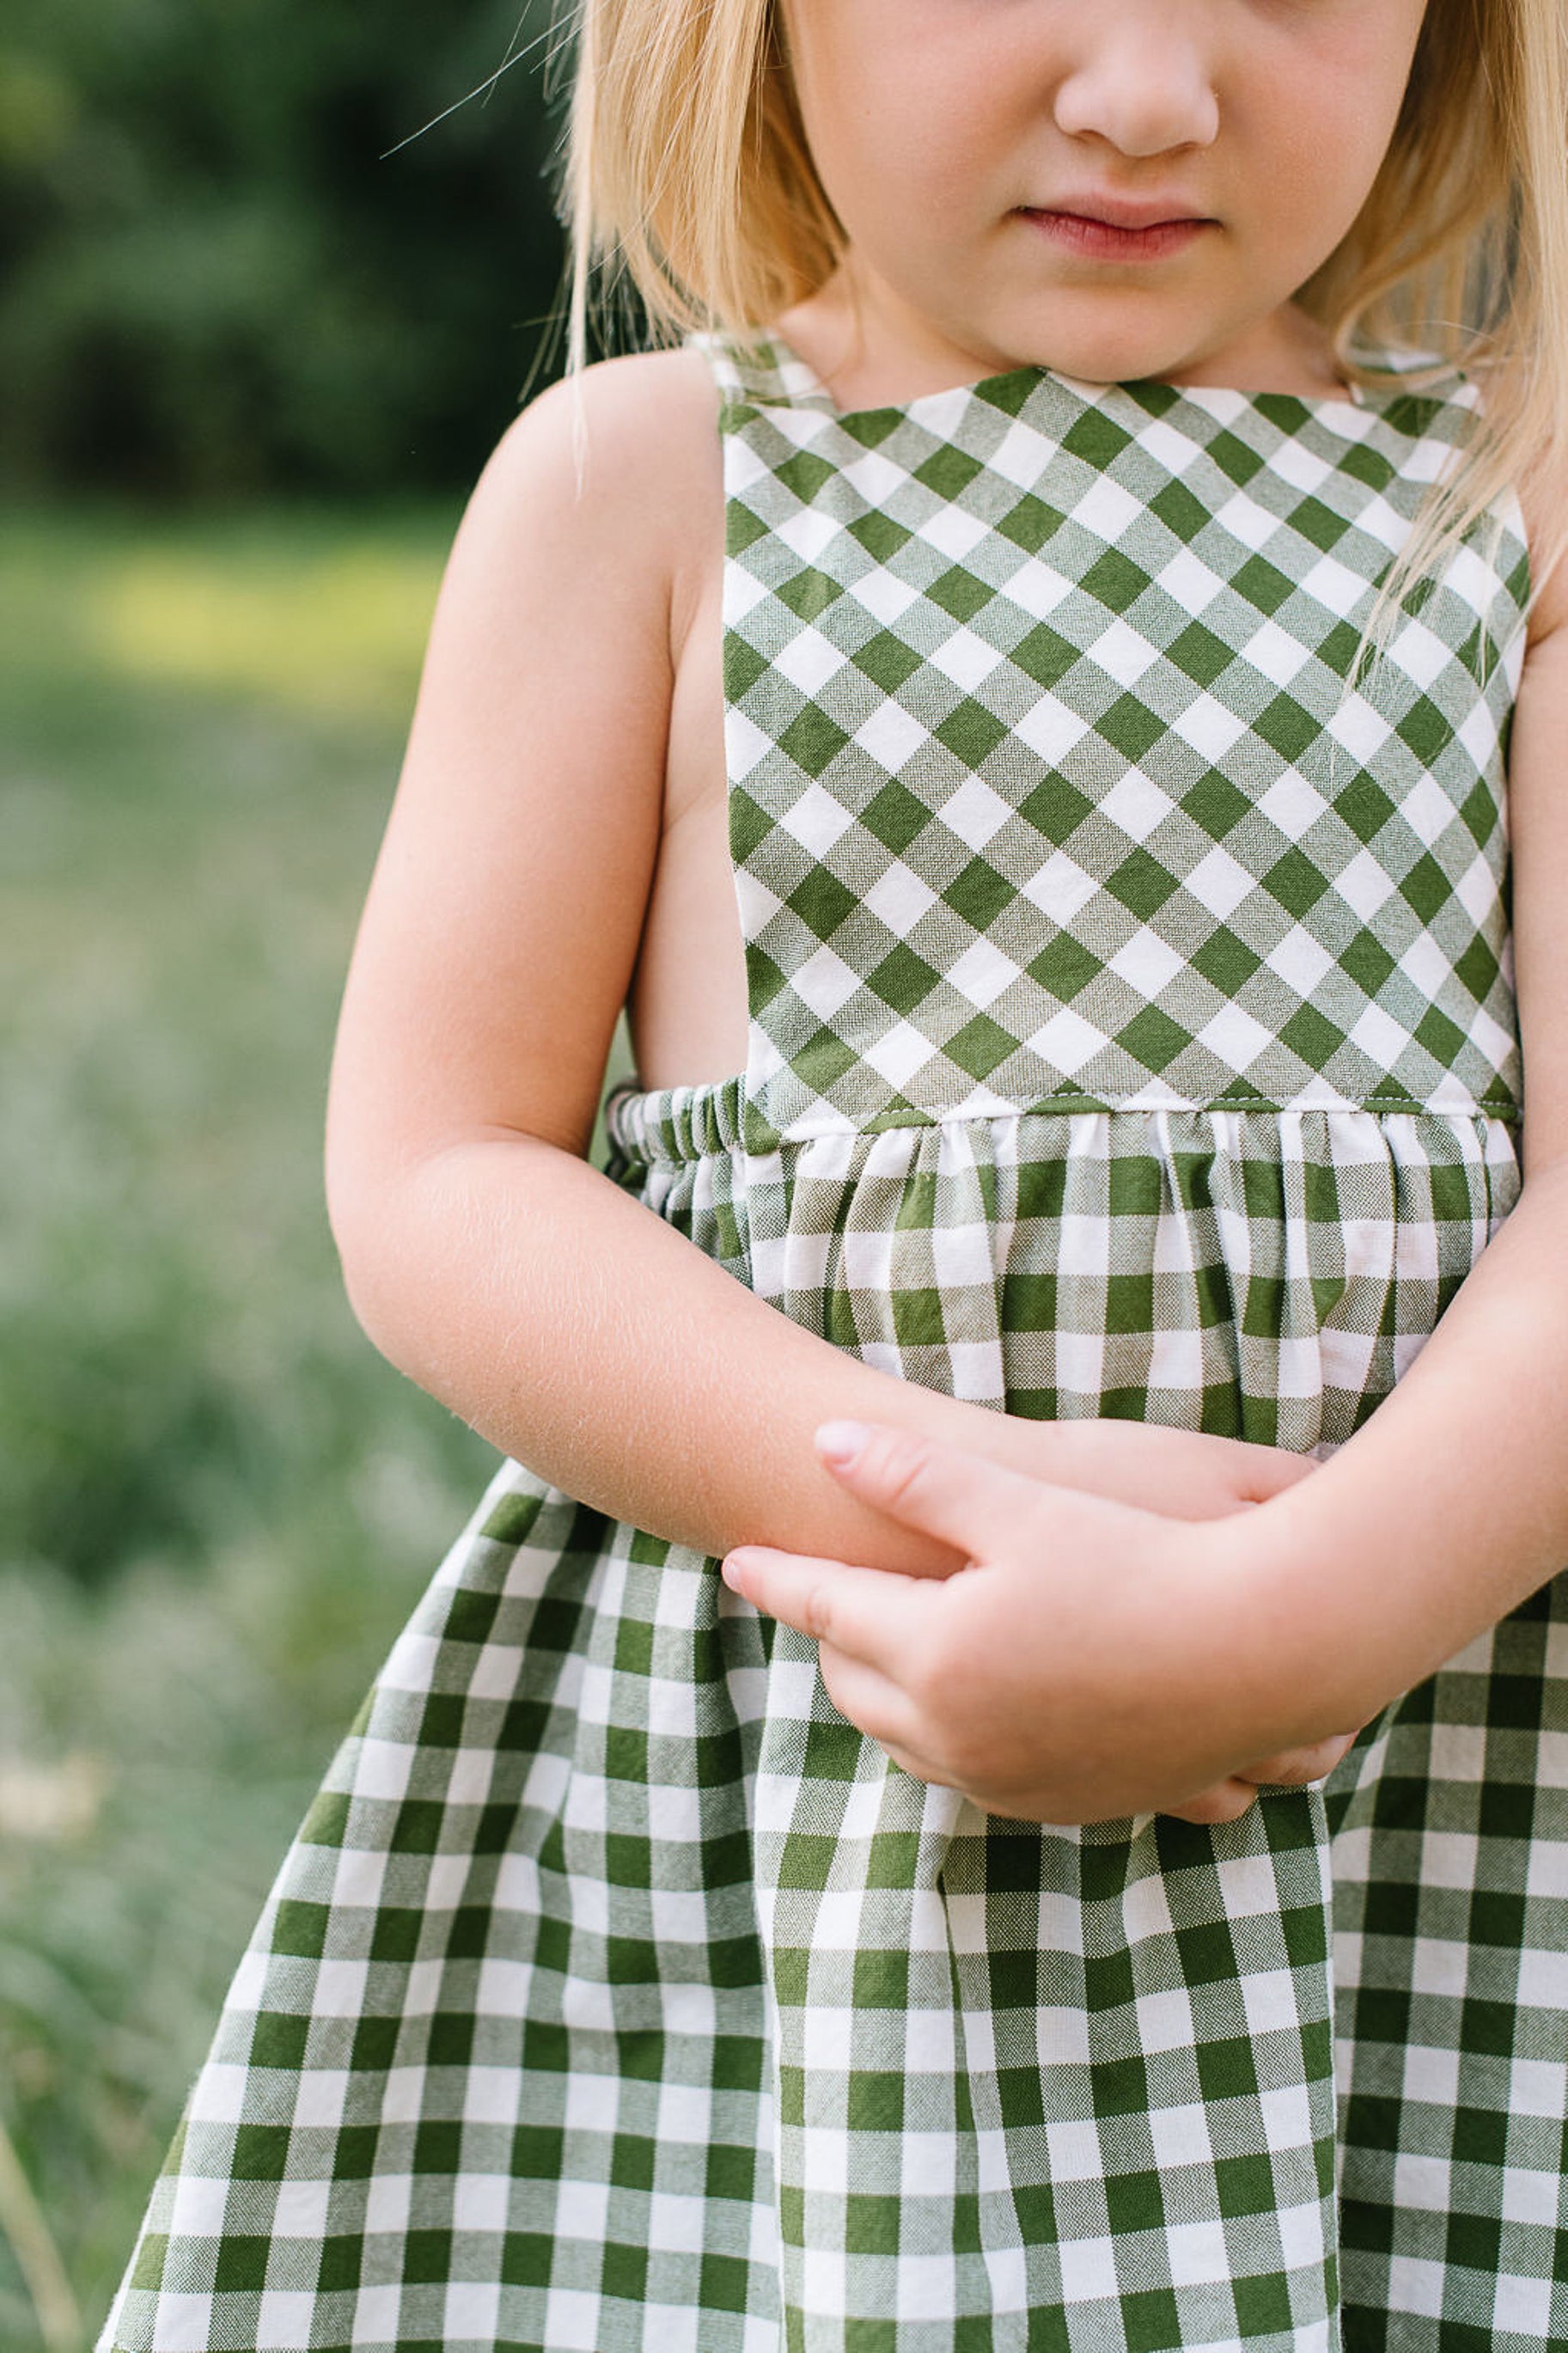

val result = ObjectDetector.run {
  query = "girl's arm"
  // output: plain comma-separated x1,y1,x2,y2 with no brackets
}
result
326,356,1306,1579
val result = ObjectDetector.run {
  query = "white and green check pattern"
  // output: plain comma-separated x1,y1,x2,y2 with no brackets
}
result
717,333,1523,1145
102,334,1558,2353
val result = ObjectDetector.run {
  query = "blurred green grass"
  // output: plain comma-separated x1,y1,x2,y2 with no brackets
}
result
0,504,629,2348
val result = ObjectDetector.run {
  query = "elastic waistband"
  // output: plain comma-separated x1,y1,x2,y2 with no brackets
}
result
604,1074,751,1169
603,1073,1520,1171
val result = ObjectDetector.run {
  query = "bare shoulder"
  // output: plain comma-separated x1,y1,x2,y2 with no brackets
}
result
491,346,720,488
455,347,722,609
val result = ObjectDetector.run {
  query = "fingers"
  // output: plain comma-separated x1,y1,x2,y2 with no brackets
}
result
1162,1778,1261,1825
721,1545,953,1782
1173,1734,1358,1824
812,1419,1139,1561
722,1543,941,1678
812,1646,943,1784
1231,1731,1358,1787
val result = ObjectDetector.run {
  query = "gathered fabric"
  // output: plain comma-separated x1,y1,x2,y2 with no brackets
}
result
610,1079,1518,1452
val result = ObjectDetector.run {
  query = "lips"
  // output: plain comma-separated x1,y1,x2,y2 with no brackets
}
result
1034,194,1211,230
1017,201,1213,263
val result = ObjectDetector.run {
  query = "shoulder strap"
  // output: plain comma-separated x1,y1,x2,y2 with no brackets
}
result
1346,339,1476,412
686,328,836,414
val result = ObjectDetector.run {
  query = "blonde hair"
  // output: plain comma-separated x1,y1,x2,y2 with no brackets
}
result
564,0,1568,627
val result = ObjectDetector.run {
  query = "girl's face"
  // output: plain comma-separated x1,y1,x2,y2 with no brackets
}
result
781,0,1431,389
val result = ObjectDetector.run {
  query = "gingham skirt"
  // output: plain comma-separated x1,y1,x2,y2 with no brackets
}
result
103,1080,1568,2353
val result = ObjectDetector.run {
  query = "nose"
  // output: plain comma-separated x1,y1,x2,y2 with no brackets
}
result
1052,15,1220,156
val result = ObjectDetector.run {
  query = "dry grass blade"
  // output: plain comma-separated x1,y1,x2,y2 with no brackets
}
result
0,2116,81,2353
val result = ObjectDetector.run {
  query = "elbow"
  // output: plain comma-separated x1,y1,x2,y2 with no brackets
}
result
325,1142,428,1381
324,1115,577,1414
324,1124,546,1402
333,1229,400,1371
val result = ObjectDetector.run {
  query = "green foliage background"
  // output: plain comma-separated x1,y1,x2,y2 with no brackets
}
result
0,0,567,496
0,3,638,2339
0,510,552,2349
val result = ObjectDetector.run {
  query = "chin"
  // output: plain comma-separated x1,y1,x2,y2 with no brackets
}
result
999,298,1218,389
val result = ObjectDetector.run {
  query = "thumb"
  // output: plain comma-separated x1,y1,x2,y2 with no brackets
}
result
814,1420,1099,1562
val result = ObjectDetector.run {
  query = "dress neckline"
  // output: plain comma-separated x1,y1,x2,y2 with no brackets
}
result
743,325,1464,431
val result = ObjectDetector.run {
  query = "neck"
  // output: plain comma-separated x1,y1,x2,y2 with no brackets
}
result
774,275,1352,410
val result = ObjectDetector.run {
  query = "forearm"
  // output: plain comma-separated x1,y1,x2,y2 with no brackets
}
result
1233,1157,1568,1736
336,1131,1083,1573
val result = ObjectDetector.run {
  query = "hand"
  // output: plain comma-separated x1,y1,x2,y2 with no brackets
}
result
850,1422,1357,1823
999,1415,1321,1526
954,1426,1349,1818
1154,1728,1360,1826
723,1421,1358,1824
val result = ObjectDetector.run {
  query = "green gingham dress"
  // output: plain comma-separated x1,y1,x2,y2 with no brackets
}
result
103,329,1558,2353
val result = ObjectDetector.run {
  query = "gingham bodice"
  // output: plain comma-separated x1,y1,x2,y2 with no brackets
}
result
709,328,1528,1146
604,330,1529,1453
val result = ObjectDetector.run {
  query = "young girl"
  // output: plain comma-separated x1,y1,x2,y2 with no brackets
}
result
102,0,1568,2344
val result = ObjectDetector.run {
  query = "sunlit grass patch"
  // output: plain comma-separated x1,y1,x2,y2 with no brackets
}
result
0,504,456,721
88,540,446,723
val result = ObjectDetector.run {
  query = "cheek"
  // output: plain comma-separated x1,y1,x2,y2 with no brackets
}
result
1243,20,1424,244
1265,7,1427,180
785,0,1008,226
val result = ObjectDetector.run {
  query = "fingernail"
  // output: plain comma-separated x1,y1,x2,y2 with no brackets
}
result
815,1420,870,1468
721,1552,751,1591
